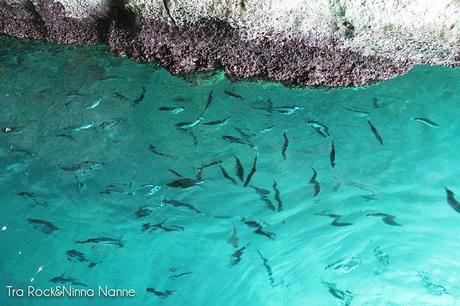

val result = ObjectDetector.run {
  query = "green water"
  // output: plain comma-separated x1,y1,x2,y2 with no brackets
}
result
1,35,460,306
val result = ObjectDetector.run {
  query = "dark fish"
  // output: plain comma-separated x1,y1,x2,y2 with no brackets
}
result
27,219,58,234
50,275,87,287
66,250,96,268
132,86,146,104
142,219,184,232
234,156,245,182
412,117,440,128
257,251,275,286
169,272,192,280
56,133,77,141
168,169,183,177
162,199,201,214
99,118,124,131
281,132,289,160
243,155,258,187
219,164,237,185
309,168,321,197
146,288,175,298
344,107,370,117
10,146,38,158
367,213,402,226
322,282,353,306
230,245,248,267
200,91,214,116
148,144,174,158
223,135,254,148
158,106,184,114
59,161,103,173
175,118,202,129
445,188,460,213
234,127,253,142
166,178,203,189
203,118,230,126
75,237,123,248
100,183,135,196
316,212,353,227
17,192,46,207
367,120,384,145
306,120,330,137
330,142,336,168
242,218,275,240
224,90,244,100
135,205,154,218
252,186,276,211
272,181,283,212
227,224,239,248
2,126,25,134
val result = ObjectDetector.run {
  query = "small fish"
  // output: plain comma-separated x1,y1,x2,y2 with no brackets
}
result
224,90,244,100
99,118,124,131
166,178,203,189
252,186,276,211
162,199,201,214
86,97,102,109
146,288,175,298
219,164,237,185
10,146,38,158
257,251,275,286
281,132,289,160
75,237,123,248
27,219,58,234
148,144,174,158
203,118,230,127
64,123,94,132
168,169,183,177
418,271,448,296
56,133,77,141
306,120,330,137
272,181,283,212
66,250,96,267
50,275,87,287
367,120,383,145
261,125,274,133
411,117,440,128
241,218,275,240
322,282,353,305
234,156,245,182
244,155,258,187
135,205,154,218
309,168,321,197
200,91,214,116
169,272,192,280
330,142,336,168
273,105,303,115
132,86,146,104
175,118,202,129
316,212,353,227
227,224,239,248
344,107,370,117
230,245,248,267
17,192,46,207
2,126,25,134
60,161,103,173
158,106,184,114
223,135,254,148
445,188,460,214
142,220,184,232
367,213,402,226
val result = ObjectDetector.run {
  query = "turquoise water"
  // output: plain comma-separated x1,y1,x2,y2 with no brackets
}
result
1,35,460,306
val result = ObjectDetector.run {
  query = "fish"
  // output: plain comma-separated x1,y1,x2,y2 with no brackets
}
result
135,205,154,218
330,142,336,168
281,132,289,160
243,155,258,187
132,86,146,104
142,219,184,232
257,251,275,286
2,126,25,134
252,186,276,211
161,199,201,214
219,164,237,185
203,118,230,127
148,144,174,158
10,145,38,158
411,117,440,128
315,212,353,227
273,105,303,115
200,91,213,116
272,181,283,212
100,183,135,196
367,120,384,145
166,178,203,189
56,133,77,141
59,161,103,174
158,106,184,114
86,97,102,109
224,90,244,100
230,245,248,267
75,237,123,248
146,288,175,298
343,107,370,117
168,169,183,177
64,123,94,132
306,120,330,137
27,219,58,234
418,271,448,296
227,224,239,248
169,272,192,280
17,192,47,207
309,168,321,197
99,118,124,131
50,275,87,287
260,125,275,133
175,118,202,129
234,156,245,182
367,213,402,226
66,250,96,268
322,282,353,306
445,188,460,213
241,218,275,240
222,135,254,148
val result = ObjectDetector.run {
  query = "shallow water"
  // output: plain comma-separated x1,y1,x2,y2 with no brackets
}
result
1,35,460,306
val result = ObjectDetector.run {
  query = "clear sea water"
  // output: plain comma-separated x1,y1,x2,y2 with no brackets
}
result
1,34,460,306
